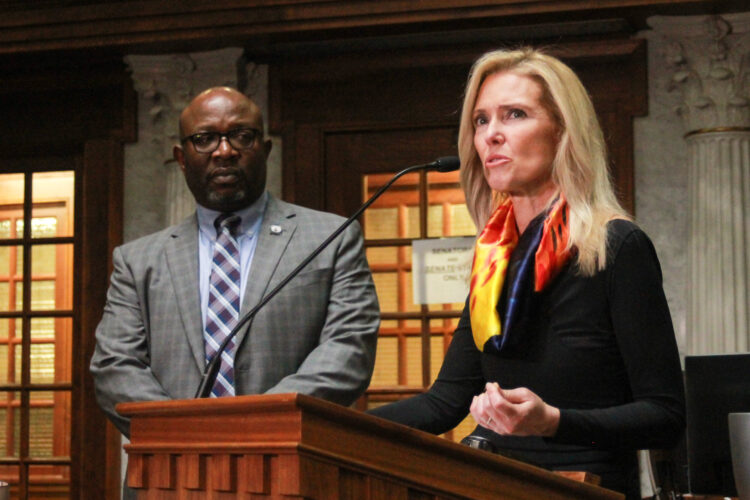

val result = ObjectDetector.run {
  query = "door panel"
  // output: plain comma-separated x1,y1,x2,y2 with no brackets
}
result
325,125,458,216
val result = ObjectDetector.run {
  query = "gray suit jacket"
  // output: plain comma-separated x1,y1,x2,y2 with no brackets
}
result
90,194,379,437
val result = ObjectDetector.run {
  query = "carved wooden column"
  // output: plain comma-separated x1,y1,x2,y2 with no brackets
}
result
125,48,245,233
651,14,750,354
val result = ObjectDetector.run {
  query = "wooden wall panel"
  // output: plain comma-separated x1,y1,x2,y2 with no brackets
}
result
0,0,743,56
272,38,646,217
0,57,136,499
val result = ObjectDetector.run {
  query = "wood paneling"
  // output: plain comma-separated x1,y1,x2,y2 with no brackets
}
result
0,0,744,56
118,393,624,499
0,57,136,499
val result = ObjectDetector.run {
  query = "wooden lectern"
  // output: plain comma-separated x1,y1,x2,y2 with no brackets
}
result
117,394,624,499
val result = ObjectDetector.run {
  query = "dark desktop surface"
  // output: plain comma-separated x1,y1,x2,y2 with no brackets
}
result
685,353,750,497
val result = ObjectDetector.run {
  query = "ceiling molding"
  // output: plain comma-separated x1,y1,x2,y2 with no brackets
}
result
0,0,745,56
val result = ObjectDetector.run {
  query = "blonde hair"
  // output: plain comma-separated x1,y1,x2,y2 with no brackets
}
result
458,47,629,275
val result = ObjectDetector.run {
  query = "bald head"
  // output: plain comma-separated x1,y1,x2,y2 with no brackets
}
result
179,87,264,139
174,86,272,212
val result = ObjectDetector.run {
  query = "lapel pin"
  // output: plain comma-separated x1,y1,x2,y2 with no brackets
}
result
270,225,283,235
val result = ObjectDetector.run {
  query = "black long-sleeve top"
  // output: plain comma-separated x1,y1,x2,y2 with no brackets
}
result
370,219,686,498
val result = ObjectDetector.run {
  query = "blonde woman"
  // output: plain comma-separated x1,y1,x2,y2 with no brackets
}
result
370,48,685,499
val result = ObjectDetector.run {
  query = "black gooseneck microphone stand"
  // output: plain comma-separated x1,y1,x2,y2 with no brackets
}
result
195,156,460,398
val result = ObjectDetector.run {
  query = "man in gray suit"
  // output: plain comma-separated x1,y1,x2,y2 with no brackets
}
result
90,86,380,438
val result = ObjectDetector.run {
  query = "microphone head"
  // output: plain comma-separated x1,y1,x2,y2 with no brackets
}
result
431,156,461,172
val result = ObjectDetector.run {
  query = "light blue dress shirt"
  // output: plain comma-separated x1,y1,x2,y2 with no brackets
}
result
196,191,268,329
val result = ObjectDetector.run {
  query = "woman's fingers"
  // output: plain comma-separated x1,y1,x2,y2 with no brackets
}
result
474,383,560,437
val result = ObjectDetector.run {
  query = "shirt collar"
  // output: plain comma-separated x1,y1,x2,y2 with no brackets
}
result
196,191,268,239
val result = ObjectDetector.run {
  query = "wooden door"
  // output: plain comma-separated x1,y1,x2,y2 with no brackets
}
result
0,55,135,499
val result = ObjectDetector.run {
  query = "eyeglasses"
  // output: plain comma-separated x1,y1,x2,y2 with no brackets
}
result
181,128,262,154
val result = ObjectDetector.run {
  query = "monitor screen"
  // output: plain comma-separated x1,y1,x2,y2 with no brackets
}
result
685,353,750,496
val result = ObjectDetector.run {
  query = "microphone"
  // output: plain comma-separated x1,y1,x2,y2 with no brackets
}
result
430,156,461,173
194,156,461,398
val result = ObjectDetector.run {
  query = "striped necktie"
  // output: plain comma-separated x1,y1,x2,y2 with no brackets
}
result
204,213,241,397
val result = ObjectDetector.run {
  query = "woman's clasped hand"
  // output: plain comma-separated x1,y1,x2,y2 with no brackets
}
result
470,382,560,438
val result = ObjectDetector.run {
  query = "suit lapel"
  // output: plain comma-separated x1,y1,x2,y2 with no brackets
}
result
165,215,205,371
236,195,297,346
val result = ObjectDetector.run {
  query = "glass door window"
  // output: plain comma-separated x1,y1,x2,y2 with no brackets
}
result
0,172,74,499
362,169,479,442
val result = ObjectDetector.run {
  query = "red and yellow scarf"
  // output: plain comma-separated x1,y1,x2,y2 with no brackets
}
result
469,195,571,352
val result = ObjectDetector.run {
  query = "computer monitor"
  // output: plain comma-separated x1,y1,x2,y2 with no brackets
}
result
685,353,750,496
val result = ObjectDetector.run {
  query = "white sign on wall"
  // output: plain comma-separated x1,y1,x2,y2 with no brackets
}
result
412,237,475,305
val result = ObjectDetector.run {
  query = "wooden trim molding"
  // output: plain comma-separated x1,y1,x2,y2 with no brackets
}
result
0,0,743,56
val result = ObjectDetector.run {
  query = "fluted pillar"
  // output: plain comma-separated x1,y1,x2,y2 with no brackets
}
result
687,131,750,353
650,13,750,354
